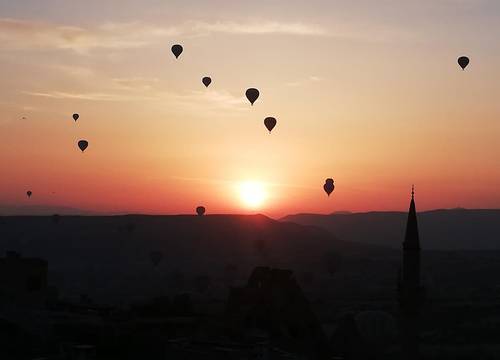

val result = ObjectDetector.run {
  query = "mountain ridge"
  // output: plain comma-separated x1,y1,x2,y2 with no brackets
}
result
282,209,500,250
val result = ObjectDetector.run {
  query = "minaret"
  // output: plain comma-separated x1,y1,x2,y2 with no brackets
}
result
399,186,424,360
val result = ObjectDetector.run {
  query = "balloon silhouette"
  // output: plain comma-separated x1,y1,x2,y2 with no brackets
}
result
196,206,206,216
26,191,32,198
150,251,163,267
73,113,79,122
264,117,277,133
245,88,259,106
78,140,88,152
323,178,335,196
202,77,212,87
171,44,183,59
458,56,469,70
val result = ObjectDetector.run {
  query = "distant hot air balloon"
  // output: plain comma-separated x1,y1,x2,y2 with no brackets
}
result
26,191,32,198
458,56,470,70
202,77,212,88
73,113,79,122
323,178,335,196
264,117,277,133
78,140,88,152
171,44,183,59
150,251,163,267
245,88,259,106
196,206,206,216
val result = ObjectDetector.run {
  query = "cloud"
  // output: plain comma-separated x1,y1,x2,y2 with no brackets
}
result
189,21,328,36
286,75,323,87
168,89,247,112
0,17,413,54
23,88,246,113
0,18,178,53
23,90,156,102
309,75,322,82
0,18,328,53
112,77,160,91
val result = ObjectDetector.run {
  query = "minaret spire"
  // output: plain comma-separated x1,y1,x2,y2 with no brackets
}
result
404,185,420,251
399,185,424,360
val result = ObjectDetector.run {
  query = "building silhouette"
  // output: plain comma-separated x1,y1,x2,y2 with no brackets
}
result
226,266,330,359
398,187,425,360
0,251,48,308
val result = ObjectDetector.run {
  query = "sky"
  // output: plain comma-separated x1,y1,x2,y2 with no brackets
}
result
1,0,500,217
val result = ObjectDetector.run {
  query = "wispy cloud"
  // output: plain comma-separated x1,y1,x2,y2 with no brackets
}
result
286,75,324,87
0,17,413,54
23,90,156,102
0,18,178,53
189,21,327,36
23,88,246,113
0,18,329,53
112,77,160,91
169,90,246,111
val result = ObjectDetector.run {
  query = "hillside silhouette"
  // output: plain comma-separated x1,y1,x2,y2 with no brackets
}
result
1,214,392,304
282,209,500,250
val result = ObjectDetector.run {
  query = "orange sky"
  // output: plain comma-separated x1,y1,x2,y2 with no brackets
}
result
1,1,500,217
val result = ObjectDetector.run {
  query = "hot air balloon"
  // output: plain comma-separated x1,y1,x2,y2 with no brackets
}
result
26,191,32,198
264,117,277,133
171,44,183,59
150,251,163,267
73,113,79,121
196,206,206,216
78,140,88,152
323,178,335,196
245,88,259,106
458,56,470,70
202,77,212,88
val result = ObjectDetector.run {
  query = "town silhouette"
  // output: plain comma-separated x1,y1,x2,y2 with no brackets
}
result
3,192,500,359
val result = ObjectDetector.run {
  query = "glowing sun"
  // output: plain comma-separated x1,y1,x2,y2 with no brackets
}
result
239,181,267,209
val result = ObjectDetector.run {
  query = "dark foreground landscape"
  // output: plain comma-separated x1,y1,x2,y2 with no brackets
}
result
1,211,500,359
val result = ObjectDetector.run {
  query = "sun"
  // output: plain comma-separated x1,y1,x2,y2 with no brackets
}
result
239,181,267,209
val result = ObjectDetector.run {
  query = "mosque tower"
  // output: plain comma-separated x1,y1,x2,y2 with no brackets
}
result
398,186,425,360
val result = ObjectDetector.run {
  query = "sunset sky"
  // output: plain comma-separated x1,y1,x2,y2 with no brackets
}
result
1,0,500,217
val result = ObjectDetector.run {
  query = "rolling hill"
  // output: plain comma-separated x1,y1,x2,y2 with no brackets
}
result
282,209,500,250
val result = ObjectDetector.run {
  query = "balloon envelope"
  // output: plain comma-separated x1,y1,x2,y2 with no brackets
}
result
73,113,79,121
26,191,32,198
264,117,277,133
245,88,259,105
171,44,183,59
202,77,212,87
458,56,470,70
196,206,206,216
323,178,335,196
78,140,89,152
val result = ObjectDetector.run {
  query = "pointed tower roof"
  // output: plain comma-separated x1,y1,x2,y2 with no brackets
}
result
403,185,420,250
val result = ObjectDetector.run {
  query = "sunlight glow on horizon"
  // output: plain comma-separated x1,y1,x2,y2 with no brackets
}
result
238,181,267,210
